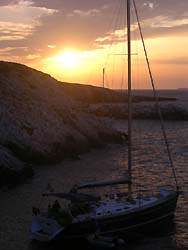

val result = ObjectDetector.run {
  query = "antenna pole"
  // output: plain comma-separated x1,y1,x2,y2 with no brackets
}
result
127,0,132,196
103,68,105,88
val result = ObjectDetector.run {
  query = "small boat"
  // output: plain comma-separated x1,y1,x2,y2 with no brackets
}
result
31,0,179,243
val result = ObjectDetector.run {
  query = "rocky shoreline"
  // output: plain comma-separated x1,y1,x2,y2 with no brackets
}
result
0,62,126,188
90,102,188,121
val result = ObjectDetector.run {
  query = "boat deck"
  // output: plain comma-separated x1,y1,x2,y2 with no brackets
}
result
73,195,159,222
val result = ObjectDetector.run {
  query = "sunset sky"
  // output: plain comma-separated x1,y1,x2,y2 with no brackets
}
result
0,0,188,89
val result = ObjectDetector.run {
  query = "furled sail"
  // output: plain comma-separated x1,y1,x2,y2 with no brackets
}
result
75,176,131,190
42,192,100,202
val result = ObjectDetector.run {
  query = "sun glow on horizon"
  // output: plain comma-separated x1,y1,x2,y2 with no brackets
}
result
42,49,98,83
35,35,188,88
47,50,90,69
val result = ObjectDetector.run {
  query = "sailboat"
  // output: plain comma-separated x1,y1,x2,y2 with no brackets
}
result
31,0,179,243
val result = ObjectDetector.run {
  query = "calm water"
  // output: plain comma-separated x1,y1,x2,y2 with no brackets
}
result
0,90,188,250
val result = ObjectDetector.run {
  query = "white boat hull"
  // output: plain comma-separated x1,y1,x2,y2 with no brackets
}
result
31,189,178,242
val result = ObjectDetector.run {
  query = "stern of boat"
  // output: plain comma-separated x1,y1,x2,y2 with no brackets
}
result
31,214,64,242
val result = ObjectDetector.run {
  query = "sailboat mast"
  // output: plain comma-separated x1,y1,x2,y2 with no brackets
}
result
127,0,132,195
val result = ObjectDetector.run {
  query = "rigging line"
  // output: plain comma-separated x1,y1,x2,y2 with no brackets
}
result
104,0,125,70
120,3,127,91
111,1,125,89
120,1,128,90
127,0,132,197
116,0,127,90
105,0,128,89
104,0,123,69
132,0,179,191
131,5,142,195
86,1,120,85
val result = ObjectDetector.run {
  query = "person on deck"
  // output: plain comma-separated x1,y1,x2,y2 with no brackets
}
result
52,200,61,212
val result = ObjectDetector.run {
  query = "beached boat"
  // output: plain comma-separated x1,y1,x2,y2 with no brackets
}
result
31,0,179,243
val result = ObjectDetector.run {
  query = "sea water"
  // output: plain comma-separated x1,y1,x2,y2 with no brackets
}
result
0,90,188,250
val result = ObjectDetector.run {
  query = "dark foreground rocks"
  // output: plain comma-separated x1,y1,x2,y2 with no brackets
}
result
0,146,33,188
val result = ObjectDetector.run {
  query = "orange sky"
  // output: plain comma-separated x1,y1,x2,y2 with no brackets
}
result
35,36,188,90
0,0,188,89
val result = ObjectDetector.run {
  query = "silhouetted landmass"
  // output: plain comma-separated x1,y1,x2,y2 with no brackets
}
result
60,81,176,104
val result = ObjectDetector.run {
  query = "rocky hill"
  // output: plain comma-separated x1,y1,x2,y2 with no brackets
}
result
0,61,125,188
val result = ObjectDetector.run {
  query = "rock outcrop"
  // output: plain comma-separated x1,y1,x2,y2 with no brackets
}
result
90,102,188,121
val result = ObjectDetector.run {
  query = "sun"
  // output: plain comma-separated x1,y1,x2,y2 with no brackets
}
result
43,49,100,83
48,50,85,69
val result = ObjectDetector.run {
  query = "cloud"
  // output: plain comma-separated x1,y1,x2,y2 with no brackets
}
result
142,15,188,29
0,46,29,63
0,0,57,23
26,54,41,60
19,2,115,53
0,0,58,61
144,1,154,9
31,0,110,12
1,0,188,70
0,0,57,42
0,46,27,55
48,45,56,49
0,0,14,6
0,22,34,41
71,9,101,17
